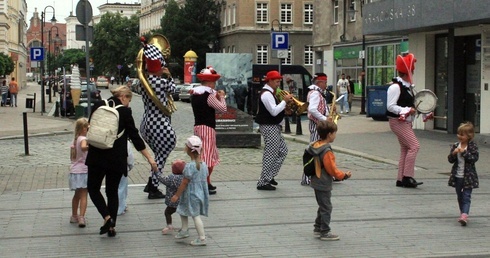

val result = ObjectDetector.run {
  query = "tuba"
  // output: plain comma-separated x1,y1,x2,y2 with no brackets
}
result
328,90,341,124
276,88,309,115
136,34,177,117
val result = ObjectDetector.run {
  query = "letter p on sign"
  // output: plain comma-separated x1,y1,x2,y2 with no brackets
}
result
271,32,289,50
30,47,44,61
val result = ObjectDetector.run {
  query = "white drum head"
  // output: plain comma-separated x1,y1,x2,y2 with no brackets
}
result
414,90,438,113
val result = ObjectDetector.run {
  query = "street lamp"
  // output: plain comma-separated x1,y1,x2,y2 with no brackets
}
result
48,26,60,103
41,6,57,114
347,0,367,114
208,40,219,53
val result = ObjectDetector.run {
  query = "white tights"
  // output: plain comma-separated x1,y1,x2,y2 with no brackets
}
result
180,215,205,240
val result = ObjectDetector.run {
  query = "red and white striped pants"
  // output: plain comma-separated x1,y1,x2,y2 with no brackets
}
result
389,118,420,180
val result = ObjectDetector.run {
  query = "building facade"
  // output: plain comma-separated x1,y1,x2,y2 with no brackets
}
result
0,0,28,87
219,0,313,74
26,8,67,80
363,0,490,135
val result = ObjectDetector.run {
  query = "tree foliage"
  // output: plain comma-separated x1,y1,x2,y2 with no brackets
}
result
157,0,221,80
0,52,15,76
91,12,140,79
56,49,86,73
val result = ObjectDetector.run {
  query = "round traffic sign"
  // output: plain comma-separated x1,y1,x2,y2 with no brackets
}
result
76,0,93,25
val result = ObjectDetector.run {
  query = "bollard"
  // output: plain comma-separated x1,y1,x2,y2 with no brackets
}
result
284,115,291,134
54,101,60,117
295,114,303,135
23,112,29,155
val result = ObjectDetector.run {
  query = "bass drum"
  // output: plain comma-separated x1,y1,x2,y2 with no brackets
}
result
414,89,438,113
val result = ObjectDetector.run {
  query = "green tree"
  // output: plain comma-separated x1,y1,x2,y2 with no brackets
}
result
158,0,221,80
0,53,15,76
57,49,86,73
91,12,140,79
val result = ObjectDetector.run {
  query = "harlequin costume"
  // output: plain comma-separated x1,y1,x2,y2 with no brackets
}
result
140,37,177,199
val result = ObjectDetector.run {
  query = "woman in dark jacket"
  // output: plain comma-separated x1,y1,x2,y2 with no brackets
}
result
86,86,157,237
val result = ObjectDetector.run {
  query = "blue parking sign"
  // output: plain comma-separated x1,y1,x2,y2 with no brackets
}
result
30,47,44,61
271,32,289,50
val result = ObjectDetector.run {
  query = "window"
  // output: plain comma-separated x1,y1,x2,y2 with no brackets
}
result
349,0,356,22
256,3,268,23
227,7,231,26
222,5,227,27
257,45,268,64
304,45,313,65
232,45,236,53
281,46,292,65
333,0,339,24
232,4,236,25
281,3,292,24
304,3,313,24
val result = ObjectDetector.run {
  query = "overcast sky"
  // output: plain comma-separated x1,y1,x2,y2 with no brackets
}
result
26,0,137,23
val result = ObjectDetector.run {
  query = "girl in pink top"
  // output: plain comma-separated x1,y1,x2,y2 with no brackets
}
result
69,118,89,228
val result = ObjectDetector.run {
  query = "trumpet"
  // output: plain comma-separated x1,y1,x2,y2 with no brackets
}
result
328,90,341,124
276,88,309,115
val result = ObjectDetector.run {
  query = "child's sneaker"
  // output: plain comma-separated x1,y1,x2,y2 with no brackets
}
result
313,229,321,238
69,215,78,223
175,229,190,239
190,238,207,246
78,216,86,228
162,225,174,235
320,232,340,241
458,213,468,226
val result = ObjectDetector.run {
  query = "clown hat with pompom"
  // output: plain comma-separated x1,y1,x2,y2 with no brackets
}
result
396,53,416,83
140,36,166,73
197,66,221,82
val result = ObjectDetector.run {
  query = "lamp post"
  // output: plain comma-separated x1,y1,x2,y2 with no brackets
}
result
347,0,367,114
47,26,60,103
41,6,57,114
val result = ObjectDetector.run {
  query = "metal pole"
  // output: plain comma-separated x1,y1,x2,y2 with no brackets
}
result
40,12,45,114
360,35,366,114
48,30,52,103
23,112,29,156
84,0,92,116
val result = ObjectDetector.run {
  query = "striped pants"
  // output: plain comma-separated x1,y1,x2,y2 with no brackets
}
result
389,118,420,180
257,124,288,187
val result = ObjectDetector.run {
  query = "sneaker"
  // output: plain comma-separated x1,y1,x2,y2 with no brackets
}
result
78,216,86,228
70,215,78,223
208,184,217,190
313,230,321,238
162,225,174,235
458,213,468,226
320,232,340,241
257,184,276,190
175,229,190,239
148,190,165,199
190,238,207,246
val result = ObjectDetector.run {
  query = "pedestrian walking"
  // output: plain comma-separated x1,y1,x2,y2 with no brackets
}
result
8,77,18,107
448,122,479,226
158,159,185,234
336,73,349,114
117,141,135,216
171,136,210,246
190,66,226,195
255,70,293,190
1,80,8,106
69,118,89,228
308,120,351,241
347,75,354,111
86,86,158,237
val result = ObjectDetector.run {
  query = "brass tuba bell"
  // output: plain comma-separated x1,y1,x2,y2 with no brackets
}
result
136,34,177,116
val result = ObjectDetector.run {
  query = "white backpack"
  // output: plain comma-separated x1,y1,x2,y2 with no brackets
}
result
87,99,125,149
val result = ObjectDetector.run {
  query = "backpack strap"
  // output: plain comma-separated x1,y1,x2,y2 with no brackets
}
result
313,146,332,178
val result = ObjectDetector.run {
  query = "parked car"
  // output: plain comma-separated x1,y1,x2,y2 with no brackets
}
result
172,84,183,101
60,82,101,117
95,76,109,89
178,84,193,102
80,81,102,103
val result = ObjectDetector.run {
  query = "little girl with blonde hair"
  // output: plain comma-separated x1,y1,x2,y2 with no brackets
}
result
69,117,89,228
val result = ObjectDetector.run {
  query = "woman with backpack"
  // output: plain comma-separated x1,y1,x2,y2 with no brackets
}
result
86,86,158,237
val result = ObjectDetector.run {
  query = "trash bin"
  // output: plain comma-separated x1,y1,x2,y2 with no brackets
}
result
26,96,34,109
75,105,85,119
366,85,389,121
